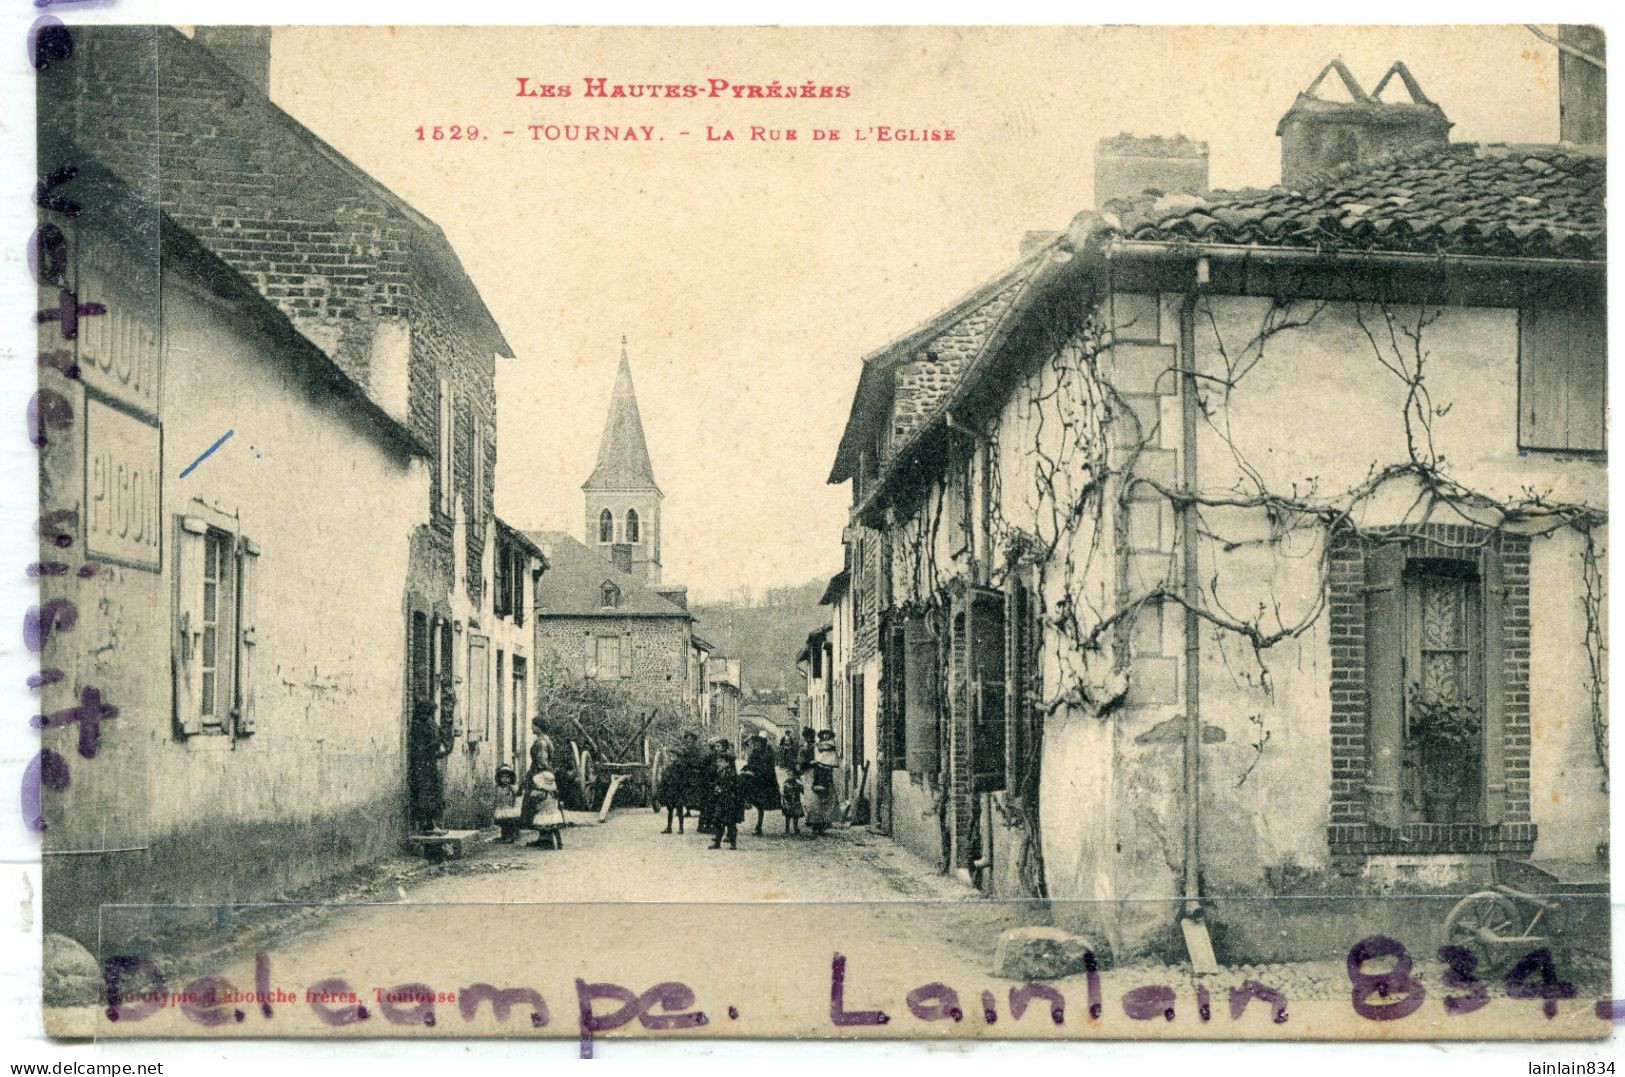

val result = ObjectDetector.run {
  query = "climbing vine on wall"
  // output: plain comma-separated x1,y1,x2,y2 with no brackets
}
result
881,272,1609,896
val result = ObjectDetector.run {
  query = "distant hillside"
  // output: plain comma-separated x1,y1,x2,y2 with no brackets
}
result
692,576,833,694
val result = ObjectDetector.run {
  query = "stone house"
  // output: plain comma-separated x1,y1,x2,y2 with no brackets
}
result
529,343,704,728
826,60,1606,959
36,25,519,943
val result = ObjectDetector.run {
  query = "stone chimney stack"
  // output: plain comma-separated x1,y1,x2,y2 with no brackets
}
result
1094,133,1209,206
194,26,273,97
1558,25,1605,146
1276,60,1451,189
610,543,633,574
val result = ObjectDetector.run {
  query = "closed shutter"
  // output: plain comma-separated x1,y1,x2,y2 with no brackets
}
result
619,634,633,679
969,588,1006,792
882,621,907,767
904,617,939,776
173,516,207,737
1521,306,1607,451
234,538,260,736
1480,537,1507,825
1004,578,1031,795
467,635,489,743
1363,540,1407,828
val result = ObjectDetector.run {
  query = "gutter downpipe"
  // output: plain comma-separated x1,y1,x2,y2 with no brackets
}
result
1178,271,1204,920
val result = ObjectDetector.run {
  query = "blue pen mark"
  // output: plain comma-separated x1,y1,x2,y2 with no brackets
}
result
179,429,234,478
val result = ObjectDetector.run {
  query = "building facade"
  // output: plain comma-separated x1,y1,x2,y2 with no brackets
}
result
827,63,1607,958
37,26,520,943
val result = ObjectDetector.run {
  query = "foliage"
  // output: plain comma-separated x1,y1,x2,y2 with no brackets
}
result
531,651,702,764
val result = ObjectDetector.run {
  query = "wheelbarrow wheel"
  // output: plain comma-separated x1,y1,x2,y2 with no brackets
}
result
1444,891,1521,972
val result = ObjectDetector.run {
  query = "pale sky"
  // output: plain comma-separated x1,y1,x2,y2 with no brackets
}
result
268,26,1561,602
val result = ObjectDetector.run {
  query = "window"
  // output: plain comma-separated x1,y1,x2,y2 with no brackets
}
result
952,587,1006,794
1004,573,1040,798
438,379,454,516
587,635,626,680
598,509,614,544
625,508,640,544
600,581,621,609
199,528,231,724
174,518,259,737
1327,527,1531,857
1520,305,1605,452
494,535,511,619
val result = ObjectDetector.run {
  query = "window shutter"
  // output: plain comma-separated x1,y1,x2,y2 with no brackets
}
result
904,617,939,776
619,634,633,679
969,588,1007,792
234,538,260,736
173,516,207,737
883,622,907,767
1480,537,1507,825
1004,579,1029,796
584,636,598,679
1363,540,1407,828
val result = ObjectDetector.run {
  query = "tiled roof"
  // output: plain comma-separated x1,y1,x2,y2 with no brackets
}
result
1111,143,1604,260
526,531,691,619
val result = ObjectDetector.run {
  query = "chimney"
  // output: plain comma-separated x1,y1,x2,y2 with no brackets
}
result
654,585,689,610
1276,60,1451,189
1558,25,1605,146
1094,133,1209,206
610,543,633,574
193,26,273,97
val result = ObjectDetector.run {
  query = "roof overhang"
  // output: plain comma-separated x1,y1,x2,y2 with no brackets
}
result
849,220,1604,528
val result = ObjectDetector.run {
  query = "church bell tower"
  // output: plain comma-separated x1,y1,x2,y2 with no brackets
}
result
583,338,662,584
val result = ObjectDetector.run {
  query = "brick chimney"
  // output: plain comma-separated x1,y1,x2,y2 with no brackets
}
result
1094,133,1209,206
610,543,633,574
1276,60,1451,189
1558,25,1605,146
193,26,273,97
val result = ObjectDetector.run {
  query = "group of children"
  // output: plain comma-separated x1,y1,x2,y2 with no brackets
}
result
492,741,568,849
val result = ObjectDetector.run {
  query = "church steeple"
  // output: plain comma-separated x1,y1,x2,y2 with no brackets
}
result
582,338,662,583
584,336,659,493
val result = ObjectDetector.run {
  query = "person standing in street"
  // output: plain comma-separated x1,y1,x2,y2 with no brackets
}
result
803,729,842,835
740,733,781,836
707,739,742,850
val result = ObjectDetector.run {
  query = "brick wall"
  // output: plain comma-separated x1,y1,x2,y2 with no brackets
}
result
44,26,500,605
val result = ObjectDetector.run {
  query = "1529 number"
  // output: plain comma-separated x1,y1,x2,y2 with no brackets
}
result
415,125,482,141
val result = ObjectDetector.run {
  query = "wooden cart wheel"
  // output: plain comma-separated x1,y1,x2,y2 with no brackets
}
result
1444,891,1522,970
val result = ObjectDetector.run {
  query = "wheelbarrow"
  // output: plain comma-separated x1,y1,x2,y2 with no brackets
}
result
1442,857,1608,972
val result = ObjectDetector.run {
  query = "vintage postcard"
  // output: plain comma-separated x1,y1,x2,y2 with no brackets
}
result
18,18,1615,1052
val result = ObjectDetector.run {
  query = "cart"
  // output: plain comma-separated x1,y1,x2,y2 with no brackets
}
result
1442,857,1607,971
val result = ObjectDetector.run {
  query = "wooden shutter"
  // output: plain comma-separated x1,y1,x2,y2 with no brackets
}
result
173,516,207,737
904,617,939,776
467,635,489,743
1521,306,1607,451
1480,538,1507,825
619,634,633,679
883,621,907,767
234,538,260,736
1004,579,1030,795
969,588,1007,792
1363,541,1407,828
